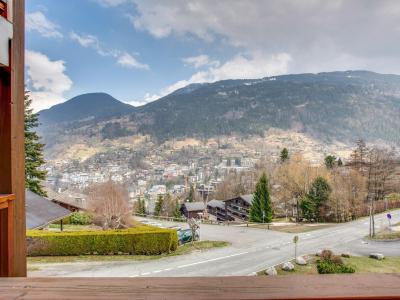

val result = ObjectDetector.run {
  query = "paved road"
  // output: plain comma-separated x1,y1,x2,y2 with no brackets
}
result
29,210,400,277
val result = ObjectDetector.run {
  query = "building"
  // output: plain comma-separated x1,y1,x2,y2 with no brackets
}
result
180,202,205,219
46,189,88,212
25,190,71,230
206,199,232,221
223,194,253,221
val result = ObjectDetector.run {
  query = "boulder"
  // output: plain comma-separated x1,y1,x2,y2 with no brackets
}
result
265,267,277,276
295,256,307,265
341,253,351,258
369,253,385,260
281,262,295,271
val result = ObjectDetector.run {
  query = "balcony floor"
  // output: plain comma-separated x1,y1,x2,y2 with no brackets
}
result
1,274,400,299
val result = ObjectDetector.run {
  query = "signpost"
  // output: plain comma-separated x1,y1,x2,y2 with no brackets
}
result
293,235,299,258
387,213,392,228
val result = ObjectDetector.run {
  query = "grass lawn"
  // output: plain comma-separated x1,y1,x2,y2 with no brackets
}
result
268,224,333,233
27,240,230,265
372,230,400,240
258,255,400,276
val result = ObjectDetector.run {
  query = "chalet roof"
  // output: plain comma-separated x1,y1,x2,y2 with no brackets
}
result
45,188,87,210
26,190,72,230
182,201,205,212
207,199,225,209
240,194,253,205
224,194,253,205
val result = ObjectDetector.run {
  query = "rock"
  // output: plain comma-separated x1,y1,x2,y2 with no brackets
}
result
316,249,323,257
295,256,307,265
265,267,277,276
281,262,295,271
341,253,351,258
369,253,385,260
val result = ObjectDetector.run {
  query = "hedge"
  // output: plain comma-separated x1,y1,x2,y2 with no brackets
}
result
27,227,178,256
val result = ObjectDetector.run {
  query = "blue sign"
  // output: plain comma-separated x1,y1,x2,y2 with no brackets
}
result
387,213,392,219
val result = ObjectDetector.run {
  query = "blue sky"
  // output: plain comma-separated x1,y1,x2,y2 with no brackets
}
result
25,0,400,111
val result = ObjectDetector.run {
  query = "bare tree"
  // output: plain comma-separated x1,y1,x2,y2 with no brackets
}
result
87,181,132,230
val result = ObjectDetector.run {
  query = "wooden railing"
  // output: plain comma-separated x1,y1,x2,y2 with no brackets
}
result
1,274,400,299
0,193,14,276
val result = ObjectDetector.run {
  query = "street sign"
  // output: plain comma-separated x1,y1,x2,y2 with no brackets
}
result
293,235,299,243
387,213,392,220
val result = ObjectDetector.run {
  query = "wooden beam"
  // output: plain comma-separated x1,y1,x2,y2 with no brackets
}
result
0,275,400,299
10,0,25,277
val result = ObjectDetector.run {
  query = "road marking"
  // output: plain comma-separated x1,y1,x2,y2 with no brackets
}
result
129,275,139,277
176,252,249,269
163,268,172,271
142,272,150,276
153,270,162,273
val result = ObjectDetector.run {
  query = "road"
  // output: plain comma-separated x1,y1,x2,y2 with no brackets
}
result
29,210,400,277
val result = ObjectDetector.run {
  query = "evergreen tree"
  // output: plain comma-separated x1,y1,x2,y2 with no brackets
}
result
173,200,182,219
188,184,195,202
154,194,164,216
249,173,273,223
25,91,47,196
324,155,337,169
306,177,331,221
280,148,289,162
136,196,146,215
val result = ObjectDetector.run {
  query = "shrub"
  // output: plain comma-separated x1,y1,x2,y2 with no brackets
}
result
317,260,355,274
69,212,93,225
320,249,333,261
27,227,178,256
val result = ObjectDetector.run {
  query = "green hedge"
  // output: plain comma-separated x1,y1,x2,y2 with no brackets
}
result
27,227,178,256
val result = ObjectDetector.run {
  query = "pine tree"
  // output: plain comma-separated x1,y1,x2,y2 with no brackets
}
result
188,184,195,202
324,155,337,169
307,176,331,221
280,148,289,163
25,91,47,196
249,173,273,223
154,194,164,216
173,200,182,219
136,196,146,215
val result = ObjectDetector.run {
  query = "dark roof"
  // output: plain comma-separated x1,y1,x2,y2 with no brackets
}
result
26,190,72,229
182,201,205,212
224,194,253,205
207,199,225,209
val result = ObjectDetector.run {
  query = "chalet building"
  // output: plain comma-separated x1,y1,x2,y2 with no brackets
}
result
46,188,87,212
223,194,253,221
206,199,231,221
180,202,205,219
25,190,71,230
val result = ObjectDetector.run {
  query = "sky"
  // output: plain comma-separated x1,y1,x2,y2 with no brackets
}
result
26,0,400,111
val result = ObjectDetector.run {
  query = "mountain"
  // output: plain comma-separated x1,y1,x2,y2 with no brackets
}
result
39,71,400,156
39,92,135,125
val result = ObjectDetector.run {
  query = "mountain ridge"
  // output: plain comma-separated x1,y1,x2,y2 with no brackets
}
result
38,70,400,154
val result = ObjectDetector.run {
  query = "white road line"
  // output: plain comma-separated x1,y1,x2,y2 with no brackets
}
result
176,252,250,269
142,272,150,276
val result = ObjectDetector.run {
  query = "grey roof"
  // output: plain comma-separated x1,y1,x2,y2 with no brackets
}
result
240,194,253,205
183,201,205,212
224,194,254,205
45,188,87,210
207,199,225,209
26,190,72,229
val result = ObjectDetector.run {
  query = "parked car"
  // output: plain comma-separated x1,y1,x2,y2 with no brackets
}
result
177,228,199,245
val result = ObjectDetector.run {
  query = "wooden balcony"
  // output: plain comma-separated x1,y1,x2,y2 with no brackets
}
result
0,194,14,276
1,274,400,299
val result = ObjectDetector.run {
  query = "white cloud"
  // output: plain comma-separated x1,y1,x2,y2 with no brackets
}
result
25,50,73,112
117,53,149,70
26,11,63,39
70,31,98,48
182,55,219,69
137,52,291,105
95,0,129,7
130,0,400,75
70,31,149,70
